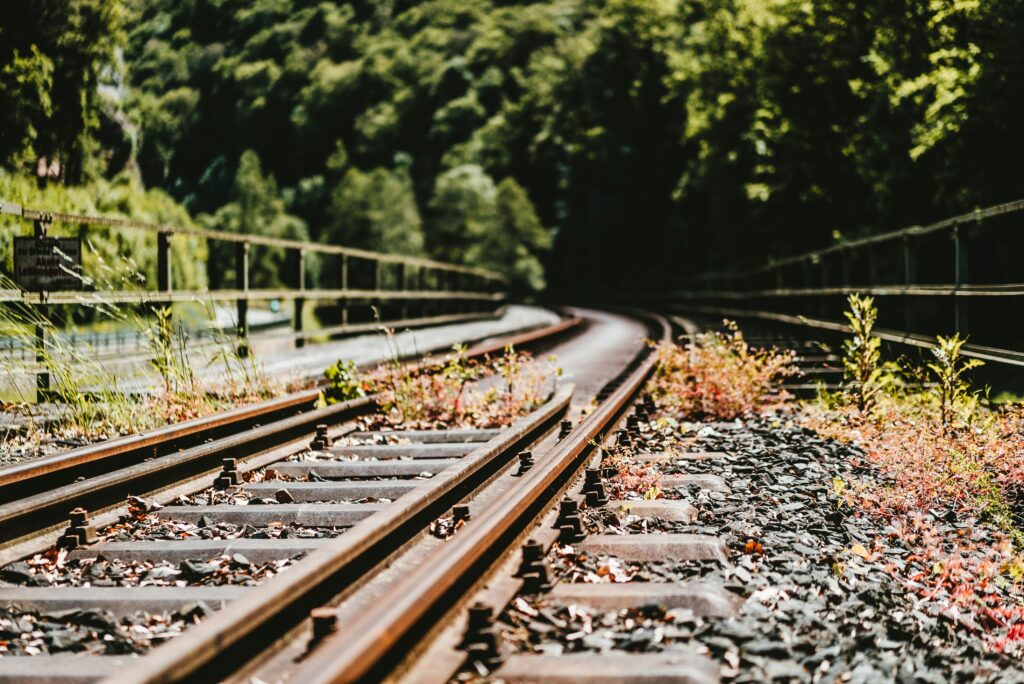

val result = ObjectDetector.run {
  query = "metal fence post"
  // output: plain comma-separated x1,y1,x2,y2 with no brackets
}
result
396,262,407,321
340,254,349,328
294,248,306,348
954,222,969,334
368,259,380,323
32,218,50,402
235,241,250,356
903,235,914,334
417,266,427,320
156,231,173,345
157,231,172,293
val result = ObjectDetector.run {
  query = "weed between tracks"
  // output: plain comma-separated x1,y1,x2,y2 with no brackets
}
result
649,304,1024,656
322,329,560,430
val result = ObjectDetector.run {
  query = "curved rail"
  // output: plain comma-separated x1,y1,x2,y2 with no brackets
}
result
284,313,670,683
0,316,583,547
102,312,668,684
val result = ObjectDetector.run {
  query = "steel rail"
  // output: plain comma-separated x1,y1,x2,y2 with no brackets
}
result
0,316,584,545
285,313,671,684
107,385,574,684
0,395,375,543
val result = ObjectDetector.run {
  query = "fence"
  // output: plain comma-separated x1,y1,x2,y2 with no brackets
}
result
642,198,1024,373
0,200,507,399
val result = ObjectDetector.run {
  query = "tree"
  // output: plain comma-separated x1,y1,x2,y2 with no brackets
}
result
203,151,310,290
0,0,128,181
325,165,425,256
429,166,550,291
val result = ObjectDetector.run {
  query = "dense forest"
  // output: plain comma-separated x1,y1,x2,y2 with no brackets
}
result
2,0,1023,294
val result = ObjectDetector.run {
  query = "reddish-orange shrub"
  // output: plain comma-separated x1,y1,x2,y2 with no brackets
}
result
648,321,800,420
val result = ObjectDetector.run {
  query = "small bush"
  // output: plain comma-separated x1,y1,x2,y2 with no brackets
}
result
927,333,984,433
841,293,893,414
323,340,559,430
322,359,370,404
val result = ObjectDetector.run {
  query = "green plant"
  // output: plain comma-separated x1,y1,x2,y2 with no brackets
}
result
841,293,889,415
143,305,198,397
441,343,479,416
927,333,984,433
323,359,369,404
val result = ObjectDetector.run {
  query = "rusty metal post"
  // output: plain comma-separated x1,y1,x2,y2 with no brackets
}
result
396,262,407,321
235,241,250,357
294,248,306,349
340,254,349,328
818,256,828,319
368,259,380,323
954,222,969,334
157,231,172,293
33,218,50,402
903,235,915,334
155,231,173,347
417,266,427,320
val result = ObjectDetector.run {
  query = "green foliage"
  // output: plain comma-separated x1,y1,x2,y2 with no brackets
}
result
326,165,424,256
200,151,310,290
0,0,129,181
7,0,1024,294
429,167,549,292
323,359,369,404
927,333,985,433
0,168,207,295
842,294,888,415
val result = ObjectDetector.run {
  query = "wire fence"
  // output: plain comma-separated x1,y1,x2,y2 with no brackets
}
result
644,198,1024,369
1,200,507,400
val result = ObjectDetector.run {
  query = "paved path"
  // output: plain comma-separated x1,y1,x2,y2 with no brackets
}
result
254,305,561,381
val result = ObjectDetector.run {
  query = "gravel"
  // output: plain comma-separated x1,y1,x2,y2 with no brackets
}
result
497,408,1024,683
0,551,302,588
0,604,205,655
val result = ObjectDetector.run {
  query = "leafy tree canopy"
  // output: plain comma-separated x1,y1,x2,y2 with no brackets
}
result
3,0,1024,293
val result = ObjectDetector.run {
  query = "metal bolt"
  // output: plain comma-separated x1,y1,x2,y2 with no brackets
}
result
557,420,573,440
459,602,503,671
57,507,97,550
583,469,608,507
214,457,240,489
554,497,584,543
516,451,534,476
515,539,552,594
69,508,88,526
307,607,338,650
310,423,332,451
453,504,471,524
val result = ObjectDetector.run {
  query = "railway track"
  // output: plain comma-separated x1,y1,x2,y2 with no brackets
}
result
0,315,582,558
0,309,656,682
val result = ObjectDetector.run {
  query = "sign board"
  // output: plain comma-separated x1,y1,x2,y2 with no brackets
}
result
13,237,83,291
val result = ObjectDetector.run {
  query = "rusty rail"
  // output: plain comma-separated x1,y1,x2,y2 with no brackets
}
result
107,385,574,684
285,313,670,684
0,316,583,548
